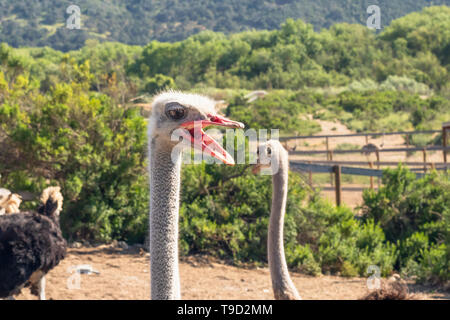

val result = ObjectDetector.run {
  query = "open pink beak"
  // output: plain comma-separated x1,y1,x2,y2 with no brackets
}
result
180,114,244,165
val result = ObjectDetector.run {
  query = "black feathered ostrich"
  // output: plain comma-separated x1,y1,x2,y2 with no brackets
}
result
0,187,67,300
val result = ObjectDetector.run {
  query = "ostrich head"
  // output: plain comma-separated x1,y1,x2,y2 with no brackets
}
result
149,91,244,164
38,186,63,221
252,140,287,175
0,188,22,214
0,188,11,215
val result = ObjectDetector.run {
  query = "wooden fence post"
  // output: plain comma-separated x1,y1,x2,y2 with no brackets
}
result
308,161,313,186
334,165,342,207
369,161,374,190
376,150,381,188
422,148,427,173
329,150,334,187
443,124,448,164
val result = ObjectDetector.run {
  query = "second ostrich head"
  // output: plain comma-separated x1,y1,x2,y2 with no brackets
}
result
252,140,288,176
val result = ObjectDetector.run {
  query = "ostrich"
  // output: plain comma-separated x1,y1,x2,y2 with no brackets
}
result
361,143,380,156
362,274,413,300
245,90,268,103
0,187,66,300
253,140,302,300
0,188,22,215
148,91,244,299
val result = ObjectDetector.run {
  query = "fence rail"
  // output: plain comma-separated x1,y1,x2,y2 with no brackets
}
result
289,146,450,155
280,129,440,141
286,125,450,207
290,161,430,178
291,160,450,167
289,161,449,206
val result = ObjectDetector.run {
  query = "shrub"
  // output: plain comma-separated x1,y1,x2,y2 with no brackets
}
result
225,91,321,136
178,164,398,277
361,165,450,284
143,74,175,94
286,244,321,276
0,62,148,243
380,75,431,95
361,166,449,243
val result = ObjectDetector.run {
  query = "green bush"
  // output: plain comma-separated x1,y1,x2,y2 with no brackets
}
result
361,165,450,284
178,163,398,277
380,75,431,95
317,212,396,277
144,74,175,94
225,92,321,136
286,244,321,276
0,61,148,243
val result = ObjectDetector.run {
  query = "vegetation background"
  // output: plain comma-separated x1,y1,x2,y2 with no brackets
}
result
0,2,449,287
1,0,450,50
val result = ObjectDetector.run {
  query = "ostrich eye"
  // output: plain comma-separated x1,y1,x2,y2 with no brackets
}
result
165,103,186,120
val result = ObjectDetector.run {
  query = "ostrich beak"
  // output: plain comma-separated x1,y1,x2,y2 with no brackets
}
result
252,164,262,174
180,114,244,165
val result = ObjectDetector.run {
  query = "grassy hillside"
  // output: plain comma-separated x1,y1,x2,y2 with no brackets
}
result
1,0,449,51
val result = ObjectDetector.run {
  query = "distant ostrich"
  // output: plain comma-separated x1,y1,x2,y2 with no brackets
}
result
253,140,301,300
361,143,380,156
245,90,268,103
0,187,66,300
361,274,413,300
148,91,244,299
0,188,22,215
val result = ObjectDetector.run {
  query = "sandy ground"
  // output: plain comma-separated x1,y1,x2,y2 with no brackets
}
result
14,246,449,300
321,187,365,210
287,118,444,163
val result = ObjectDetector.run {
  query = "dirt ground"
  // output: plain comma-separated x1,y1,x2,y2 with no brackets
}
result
321,186,365,210
15,246,449,300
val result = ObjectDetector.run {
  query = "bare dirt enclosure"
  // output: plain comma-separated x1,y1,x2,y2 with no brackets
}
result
14,247,448,300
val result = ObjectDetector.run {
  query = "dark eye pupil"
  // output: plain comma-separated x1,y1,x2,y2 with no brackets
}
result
166,105,185,120
267,147,272,155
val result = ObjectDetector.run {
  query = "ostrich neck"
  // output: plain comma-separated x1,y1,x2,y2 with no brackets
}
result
149,140,181,300
268,155,301,300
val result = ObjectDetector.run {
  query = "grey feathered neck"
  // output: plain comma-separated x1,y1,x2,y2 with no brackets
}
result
268,148,301,300
149,139,182,299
